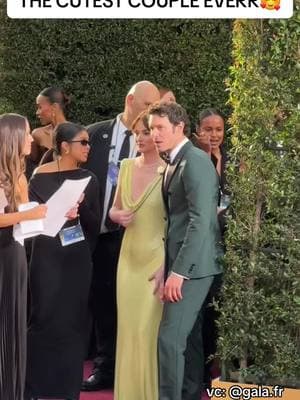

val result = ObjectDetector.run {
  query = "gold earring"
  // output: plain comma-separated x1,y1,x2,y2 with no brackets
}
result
65,150,69,154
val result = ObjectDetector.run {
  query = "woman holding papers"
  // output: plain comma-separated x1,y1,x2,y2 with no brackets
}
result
25,122,100,400
0,113,47,400
109,110,165,400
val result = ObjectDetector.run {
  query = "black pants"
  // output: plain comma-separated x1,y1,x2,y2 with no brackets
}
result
202,273,223,386
89,230,123,378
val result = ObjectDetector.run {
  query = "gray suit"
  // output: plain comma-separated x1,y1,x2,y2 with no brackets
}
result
159,141,223,400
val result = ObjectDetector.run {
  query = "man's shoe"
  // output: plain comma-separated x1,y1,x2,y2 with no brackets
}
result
81,371,114,391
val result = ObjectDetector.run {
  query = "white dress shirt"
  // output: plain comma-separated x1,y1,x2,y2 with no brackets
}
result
101,114,136,233
169,137,189,164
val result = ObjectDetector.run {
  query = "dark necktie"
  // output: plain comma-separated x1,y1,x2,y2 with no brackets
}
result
160,152,170,164
118,130,131,161
105,130,131,231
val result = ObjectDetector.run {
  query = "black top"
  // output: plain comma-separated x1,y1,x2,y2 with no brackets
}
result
26,168,100,399
211,145,230,240
29,168,100,251
211,144,230,196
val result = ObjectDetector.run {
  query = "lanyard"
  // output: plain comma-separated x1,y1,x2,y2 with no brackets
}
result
109,118,135,164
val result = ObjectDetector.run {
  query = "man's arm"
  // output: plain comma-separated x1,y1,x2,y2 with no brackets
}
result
171,151,219,277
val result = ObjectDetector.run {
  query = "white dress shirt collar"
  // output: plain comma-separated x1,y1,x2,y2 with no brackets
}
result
116,113,128,133
169,137,189,164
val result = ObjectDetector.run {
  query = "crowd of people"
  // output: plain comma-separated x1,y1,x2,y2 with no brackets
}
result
0,80,229,400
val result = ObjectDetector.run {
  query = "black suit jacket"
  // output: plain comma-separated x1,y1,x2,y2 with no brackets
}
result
211,145,230,239
84,119,116,224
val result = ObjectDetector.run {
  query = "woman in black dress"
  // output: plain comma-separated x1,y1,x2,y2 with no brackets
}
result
193,108,229,388
27,87,70,177
25,122,100,400
0,113,47,400
194,108,229,237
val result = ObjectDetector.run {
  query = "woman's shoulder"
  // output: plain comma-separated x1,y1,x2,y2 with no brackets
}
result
78,168,98,183
78,169,99,196
119,158,135,175
32,124,53,139
120,158,134,167
33,161,58,175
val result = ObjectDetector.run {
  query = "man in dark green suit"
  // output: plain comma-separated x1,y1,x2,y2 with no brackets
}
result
148,102,223,400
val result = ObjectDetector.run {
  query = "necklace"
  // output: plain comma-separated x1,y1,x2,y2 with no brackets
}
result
57,157,78,172
136,157,162,169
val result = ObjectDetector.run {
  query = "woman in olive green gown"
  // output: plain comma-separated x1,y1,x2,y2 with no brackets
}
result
109,110,165,400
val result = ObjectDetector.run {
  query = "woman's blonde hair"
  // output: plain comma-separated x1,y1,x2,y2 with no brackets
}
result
0,113,27,211
131,109,150,132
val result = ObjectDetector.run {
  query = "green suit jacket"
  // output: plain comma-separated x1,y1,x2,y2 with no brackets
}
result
163,141,223,279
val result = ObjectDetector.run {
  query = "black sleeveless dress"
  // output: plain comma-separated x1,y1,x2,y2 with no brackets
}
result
0,225,27,400
25,168,100,400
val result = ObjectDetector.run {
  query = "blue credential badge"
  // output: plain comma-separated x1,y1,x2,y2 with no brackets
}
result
59,224,85,247
108,161,119,186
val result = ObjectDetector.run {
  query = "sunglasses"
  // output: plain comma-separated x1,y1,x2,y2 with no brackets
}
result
68,139,90,146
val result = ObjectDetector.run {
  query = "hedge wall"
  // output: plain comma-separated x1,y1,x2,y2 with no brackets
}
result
0,8,231,128
217,12,300,386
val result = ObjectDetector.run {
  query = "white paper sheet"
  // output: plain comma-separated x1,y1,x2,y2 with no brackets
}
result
13,224,38,246
13,177,91,244
18,201,44,234
44,176,91,237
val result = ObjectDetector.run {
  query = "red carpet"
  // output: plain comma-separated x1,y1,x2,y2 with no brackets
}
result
80,361,212,400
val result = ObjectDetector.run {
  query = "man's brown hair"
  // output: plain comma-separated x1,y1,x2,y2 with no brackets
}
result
147,102,190,136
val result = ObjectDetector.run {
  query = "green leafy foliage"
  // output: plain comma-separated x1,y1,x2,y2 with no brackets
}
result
0,8,231,127
217,13,300,386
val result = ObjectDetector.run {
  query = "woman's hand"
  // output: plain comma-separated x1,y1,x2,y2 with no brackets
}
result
26,204,48,220
149,264,165,302
65,204,79,220
193,132,211,155
109,208,134,228
65,193,85,220
163,273,184,303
